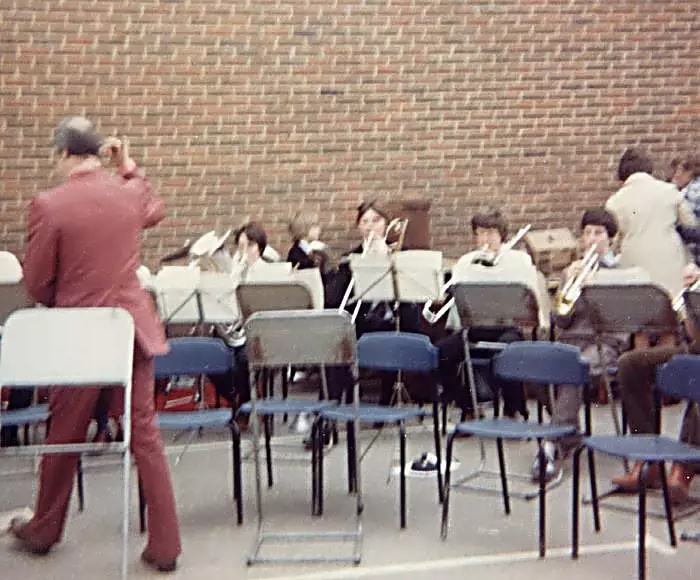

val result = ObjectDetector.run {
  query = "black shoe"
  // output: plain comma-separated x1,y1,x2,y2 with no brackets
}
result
141,551,178,573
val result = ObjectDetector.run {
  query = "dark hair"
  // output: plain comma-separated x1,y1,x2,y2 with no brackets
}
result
356,199,390,225
581,207,618,239
471,208,508,241
54,117,103,157
674,153,700,179
235,222,267,254
617,148,653,182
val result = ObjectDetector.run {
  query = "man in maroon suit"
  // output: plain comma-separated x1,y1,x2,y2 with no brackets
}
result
10,117,182,572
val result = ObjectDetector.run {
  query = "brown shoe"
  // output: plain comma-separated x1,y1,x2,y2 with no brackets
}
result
667,463,695,505
141,550,178,573
612,461,661,492
9,517,51,556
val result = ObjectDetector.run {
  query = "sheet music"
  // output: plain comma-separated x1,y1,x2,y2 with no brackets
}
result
349,250,443,303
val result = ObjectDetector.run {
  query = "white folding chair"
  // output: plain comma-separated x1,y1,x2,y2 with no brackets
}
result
0,307,135,580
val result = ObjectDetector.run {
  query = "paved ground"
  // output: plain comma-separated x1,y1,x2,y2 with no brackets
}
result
1,402,699,579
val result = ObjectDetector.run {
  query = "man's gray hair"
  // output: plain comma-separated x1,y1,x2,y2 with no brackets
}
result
53,116,103,156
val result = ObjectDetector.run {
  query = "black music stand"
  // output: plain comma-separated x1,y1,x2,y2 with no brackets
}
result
348,250,443,405
450,281,554,501
580,282,700,520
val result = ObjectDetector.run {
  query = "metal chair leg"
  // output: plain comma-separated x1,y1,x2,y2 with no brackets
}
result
537,438,546,558
496,437,510,515
231,424,243,525
399,422,407,529
440,432,456,539
76,458,85,512
264,415,273,488
658,461,677,547
432,400,444,503
138,476,146,533
585,447,601,531
572,447,582,559
638,463,649,580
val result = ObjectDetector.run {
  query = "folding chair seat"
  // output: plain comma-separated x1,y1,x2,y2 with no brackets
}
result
0,308,135,580
441,341,591,559
572,354,700,580
137,336,242,531
317,331,443,529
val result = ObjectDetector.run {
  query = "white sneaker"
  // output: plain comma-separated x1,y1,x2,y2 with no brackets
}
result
292,371,307,383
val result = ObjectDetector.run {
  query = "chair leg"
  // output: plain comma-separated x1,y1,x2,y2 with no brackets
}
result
496,437,510,515
264,416,273,488
138,476,146,533
282,369,289,424
441,399,447,436
317,419,325,516
347,421,357,494
231,424,243,525
432,400,444,503
440,433,456,540
537,438,546,558
638,463,649,580
658,461,677,547
587,448,601,532
399,422,407,529
572,446,583,559
77,458,85,513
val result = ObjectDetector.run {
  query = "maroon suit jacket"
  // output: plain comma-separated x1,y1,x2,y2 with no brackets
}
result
22,163,169,358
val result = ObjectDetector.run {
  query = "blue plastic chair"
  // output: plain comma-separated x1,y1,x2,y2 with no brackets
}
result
572,354,700,580
317,331,443,529
441,341,591,558
138,337,242,531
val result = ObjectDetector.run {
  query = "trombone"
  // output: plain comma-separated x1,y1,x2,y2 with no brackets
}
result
672,279,700,317
471,224,532,267
338,218,409,323
421,223,532,324
553,242,599,317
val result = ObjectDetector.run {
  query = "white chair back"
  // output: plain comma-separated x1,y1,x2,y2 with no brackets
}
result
0,307,135,388
0,251,22,284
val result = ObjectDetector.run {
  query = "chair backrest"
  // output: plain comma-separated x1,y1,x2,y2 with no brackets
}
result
492,342,590,386
656,355,700,405
245,310,356,368
154,337,234,378
0,251,23,284
236,282,313,322
0,308,135,389
357,332,438,373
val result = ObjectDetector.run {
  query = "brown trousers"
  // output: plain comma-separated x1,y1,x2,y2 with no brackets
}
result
22,347,181,561
617,342,700,446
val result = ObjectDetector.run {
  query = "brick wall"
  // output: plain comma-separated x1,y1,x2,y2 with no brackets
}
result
1,0,698,269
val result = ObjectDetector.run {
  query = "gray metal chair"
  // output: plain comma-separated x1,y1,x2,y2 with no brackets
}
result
0,308,135,580
243,309,362,566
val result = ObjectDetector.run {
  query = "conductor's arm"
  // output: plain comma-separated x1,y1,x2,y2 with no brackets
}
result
23,197,58,307
103,136,166,229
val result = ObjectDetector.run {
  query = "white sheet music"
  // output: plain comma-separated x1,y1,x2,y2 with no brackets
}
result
349,250,443,303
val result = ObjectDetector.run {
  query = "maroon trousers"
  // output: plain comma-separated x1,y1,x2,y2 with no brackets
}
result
22,347,181,561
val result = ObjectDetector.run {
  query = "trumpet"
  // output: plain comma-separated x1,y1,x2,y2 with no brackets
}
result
471,224,532,267
553,242,600,317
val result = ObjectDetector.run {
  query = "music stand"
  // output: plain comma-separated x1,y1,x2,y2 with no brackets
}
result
449,280,554,501
580,282,699,520
348,250,443,405
680,290,700,542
